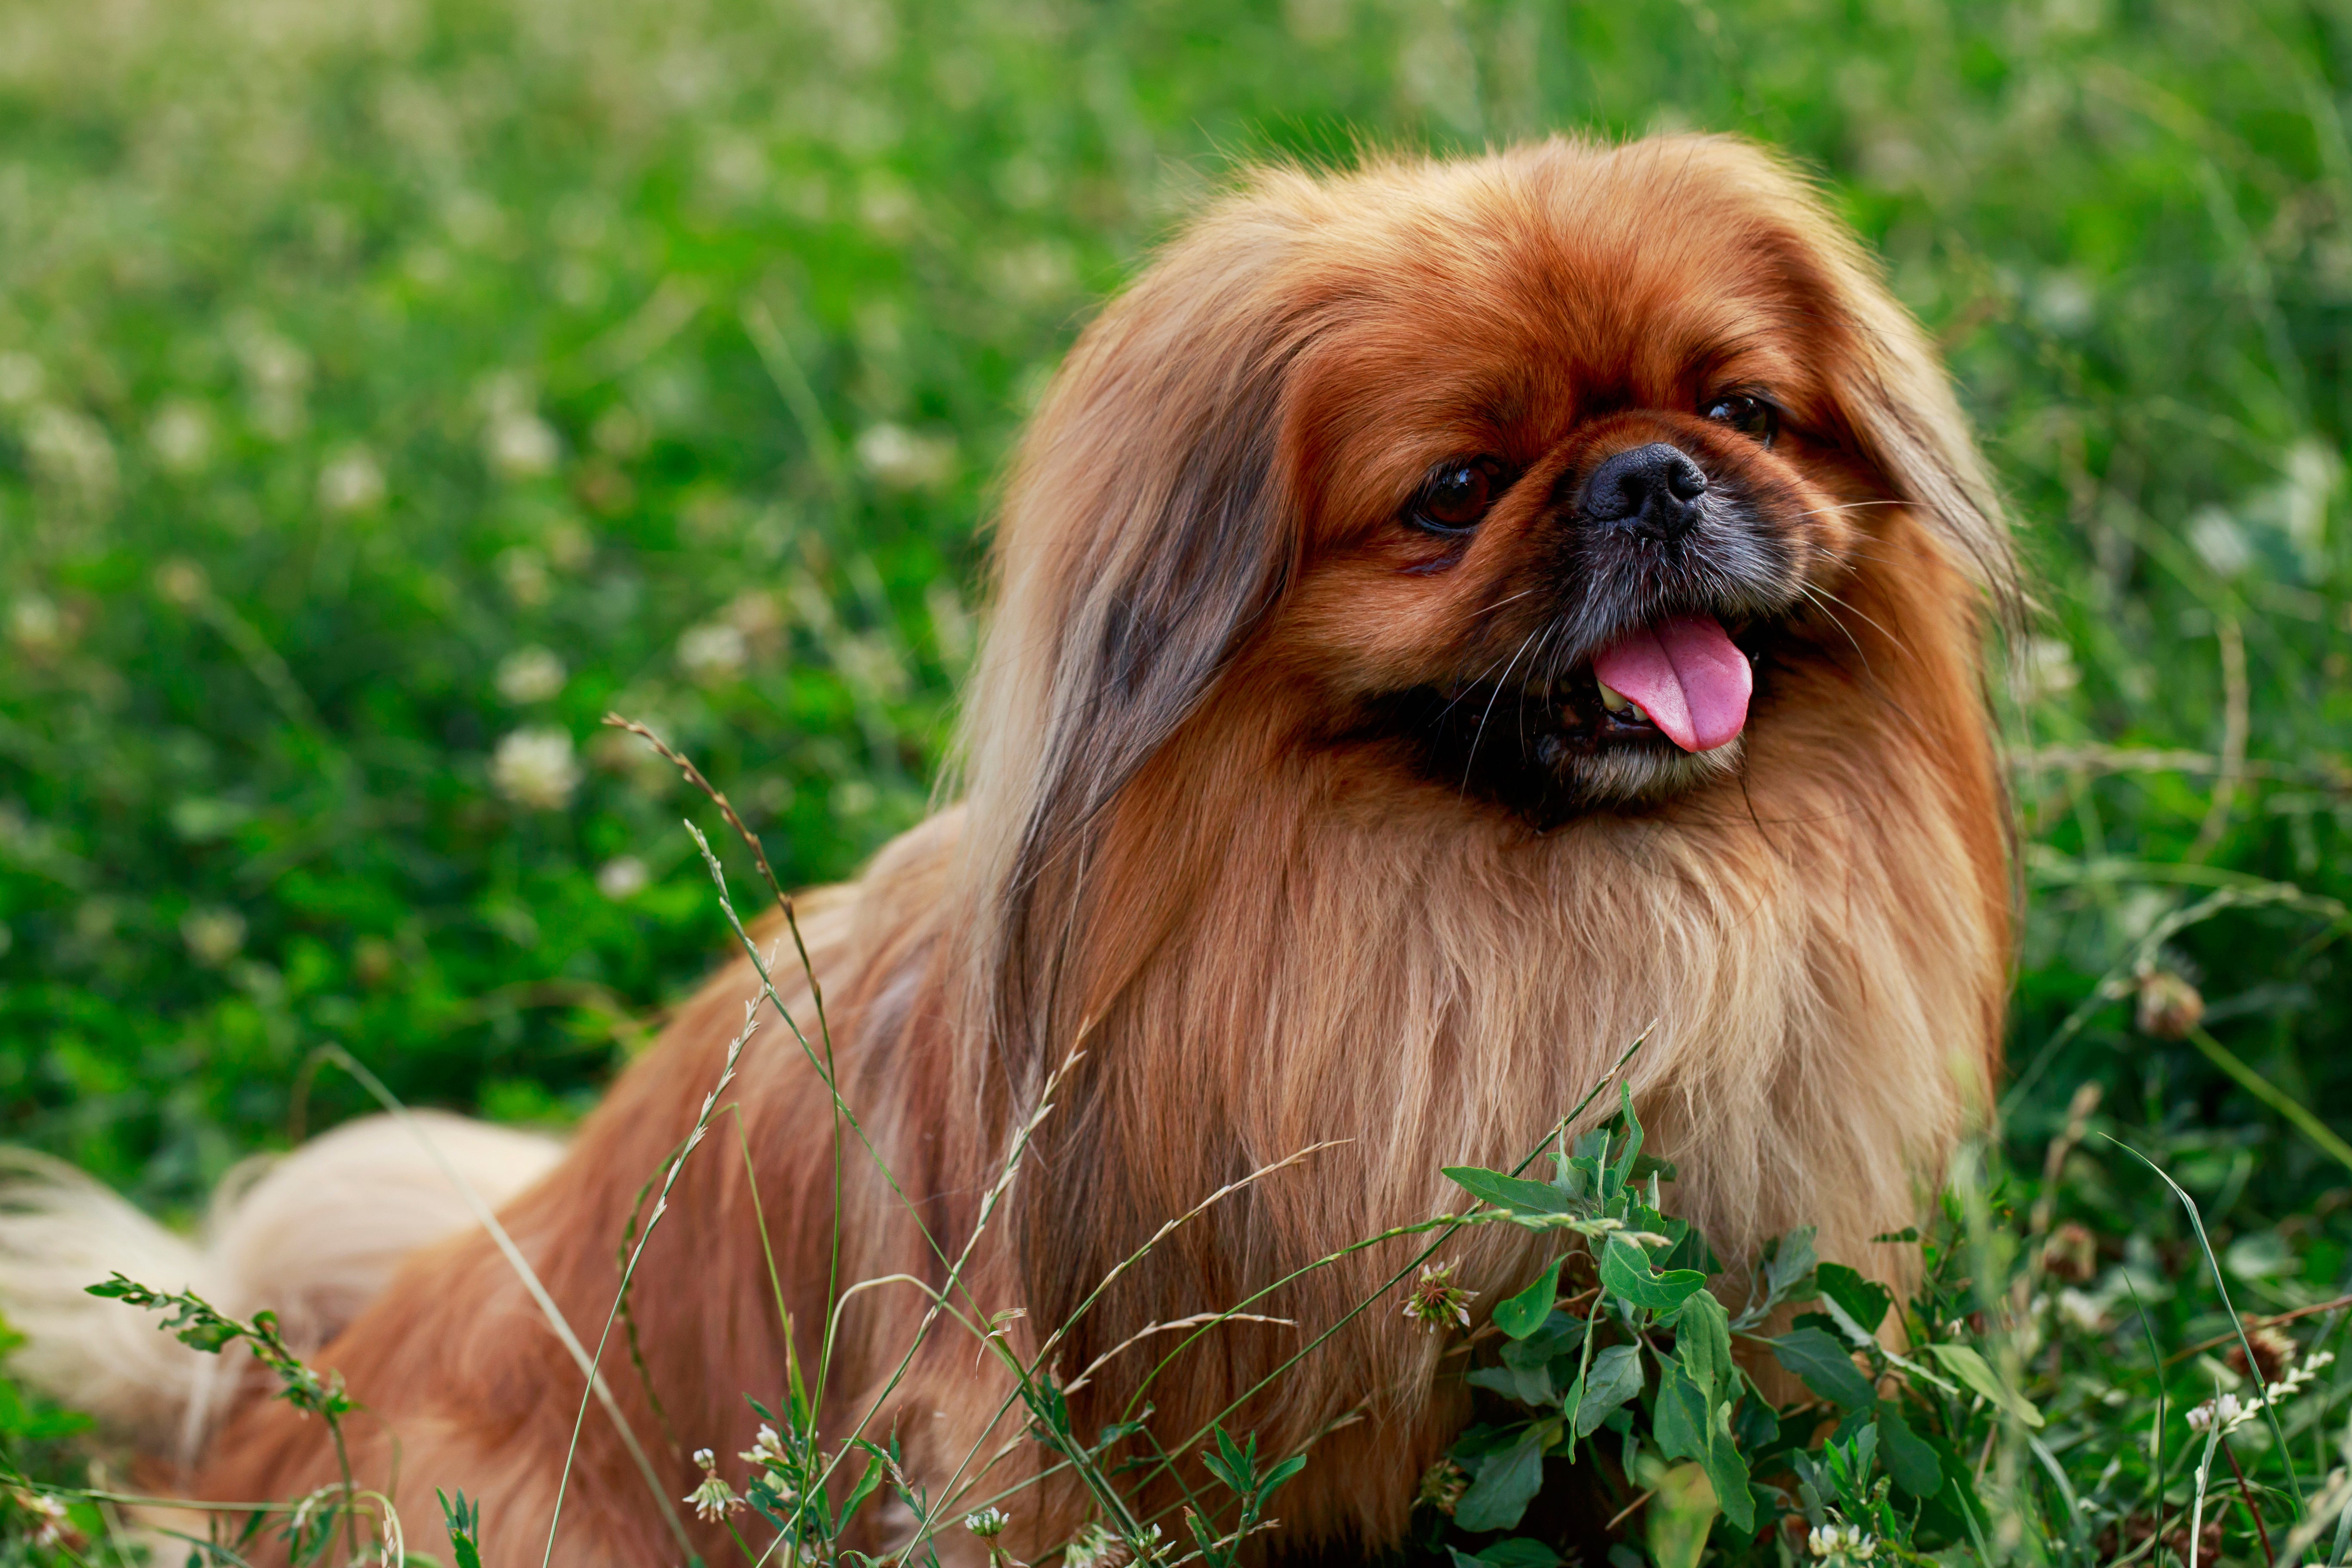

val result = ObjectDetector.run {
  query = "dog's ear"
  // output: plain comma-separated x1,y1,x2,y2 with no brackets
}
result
1813,234,2023,627
956,197,1311,1090
1680,137,2022,629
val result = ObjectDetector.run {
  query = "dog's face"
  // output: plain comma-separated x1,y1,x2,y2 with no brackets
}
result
1260,153,1905,821
975,137,2011,1015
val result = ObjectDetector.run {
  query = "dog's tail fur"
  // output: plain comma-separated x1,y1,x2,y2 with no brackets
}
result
0,1112,562,1466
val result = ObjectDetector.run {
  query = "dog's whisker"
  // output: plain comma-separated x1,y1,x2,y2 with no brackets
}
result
1461,623,1544,790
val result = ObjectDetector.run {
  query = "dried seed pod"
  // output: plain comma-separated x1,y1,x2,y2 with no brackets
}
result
2135,969,2204,1039
1415,1458,1468,1516
2225,1318,2298,1386
2042,1220,2099,1284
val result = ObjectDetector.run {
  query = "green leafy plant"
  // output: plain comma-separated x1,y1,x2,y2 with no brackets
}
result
1413,1094,2039,1566
438,1490,484,1568
1185,1426,1307,1568
85,1276,374,1565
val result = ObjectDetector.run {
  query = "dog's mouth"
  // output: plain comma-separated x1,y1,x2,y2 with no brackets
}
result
1358,612,1773,824
1584,613,1753,754
1436,612,1762,755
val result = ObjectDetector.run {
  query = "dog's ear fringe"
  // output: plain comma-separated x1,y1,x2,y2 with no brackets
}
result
1665,134,2028,637
1825,245,2029,635
952,211,1310,1101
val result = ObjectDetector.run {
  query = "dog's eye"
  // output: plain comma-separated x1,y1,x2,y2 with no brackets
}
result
1408,458,1504,534
1703,393,1779,446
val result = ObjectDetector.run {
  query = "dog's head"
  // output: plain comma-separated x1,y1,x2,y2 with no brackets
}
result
959,134,2015,1066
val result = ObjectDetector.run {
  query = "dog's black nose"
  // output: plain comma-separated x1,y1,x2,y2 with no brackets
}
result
1580,443,1708,540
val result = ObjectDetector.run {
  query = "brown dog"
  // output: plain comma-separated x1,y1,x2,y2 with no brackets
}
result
4,135,2015,1565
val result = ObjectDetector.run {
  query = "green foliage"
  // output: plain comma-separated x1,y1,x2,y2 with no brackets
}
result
87,1274,354,1424
0,1320,100,1568
1188,1426,1307,1568
1439,1096,1763,1539
438,1491,483,1568
87,1275,371,1565
1411,1084,2352,1565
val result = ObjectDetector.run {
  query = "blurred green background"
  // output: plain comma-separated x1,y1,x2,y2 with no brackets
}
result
2,0,2349,1245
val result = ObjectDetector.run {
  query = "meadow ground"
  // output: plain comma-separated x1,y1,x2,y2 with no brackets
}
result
3,0,2352,1562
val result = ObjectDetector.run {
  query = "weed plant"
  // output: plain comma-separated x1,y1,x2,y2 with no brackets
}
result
4,0,2352,1564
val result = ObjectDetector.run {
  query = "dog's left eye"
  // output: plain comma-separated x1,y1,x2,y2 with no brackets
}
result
1408,457,1504,534
1703,393,1779,445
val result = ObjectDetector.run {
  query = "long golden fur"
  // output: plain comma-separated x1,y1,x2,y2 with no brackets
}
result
19,134,2018,1565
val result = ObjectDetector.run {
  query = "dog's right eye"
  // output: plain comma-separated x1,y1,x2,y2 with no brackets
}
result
1408,458,1504,534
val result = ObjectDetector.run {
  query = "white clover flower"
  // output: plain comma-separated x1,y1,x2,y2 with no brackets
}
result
723,588,784,646
0,352,45,408
596,856,649,900
492,728,580,810
739,1423,788,1470
8,594,62,654
1402,1261,1476,1334
990,240,1077,307
2021,637,2079,703
2187,1391,2247,1435
149,401,214,474
834,631,907,700
964,1507,1009,1539
2185,1351,2336,1437
154,558,210,606
545,520,595,571
495,645,567,704
2055,1287,2108,1334
832,778,879,818
2189,508,2251,577
318,447,386,514
1065,1522,1127,1568
677,622,749,685
487,410,560,479
854,422,954,491
1807,1522,1877,1562
683,1447,743,1522
2031,271,2094,334
235,329,310,440
25,404,117,500
181,907,248,967
17,1487,73,1549
495,546,551,607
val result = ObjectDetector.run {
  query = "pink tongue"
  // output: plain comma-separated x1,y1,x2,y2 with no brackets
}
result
1589,615,1752,753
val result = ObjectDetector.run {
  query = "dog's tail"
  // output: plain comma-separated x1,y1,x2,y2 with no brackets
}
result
0,1112,563,1464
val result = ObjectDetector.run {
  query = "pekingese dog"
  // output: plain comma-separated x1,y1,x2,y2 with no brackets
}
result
2,135,2015,1565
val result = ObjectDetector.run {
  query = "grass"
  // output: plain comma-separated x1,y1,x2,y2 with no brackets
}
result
3,0,2352,1562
